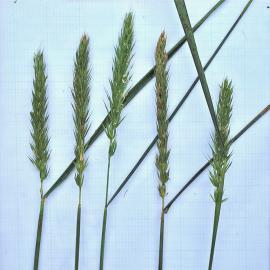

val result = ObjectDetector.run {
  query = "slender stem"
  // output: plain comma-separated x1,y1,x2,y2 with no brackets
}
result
208,201,222,270
74,188,82,270
99,207,108,270
33,197,45,270
107,0,251,207
40,181,44,198
99,153,111,270
43,1,224,199
158,198,165,270
105,154,111,206
164,103,270,213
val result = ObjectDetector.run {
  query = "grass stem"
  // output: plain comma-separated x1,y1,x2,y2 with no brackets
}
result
75,192,81,270
158,199,165,270
33,197,45,270
99,152,111,270
208,201,221,270
99,207,108,270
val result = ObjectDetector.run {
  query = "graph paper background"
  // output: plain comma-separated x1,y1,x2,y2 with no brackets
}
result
0,0,270,269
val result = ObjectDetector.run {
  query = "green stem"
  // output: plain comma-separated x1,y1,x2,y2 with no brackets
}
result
158,198,165,270
105,154,111,206
40,181,44,198
33,197,45,270
99,153,111,270
74,188,82,270
208,201,222,270
99,207,108,270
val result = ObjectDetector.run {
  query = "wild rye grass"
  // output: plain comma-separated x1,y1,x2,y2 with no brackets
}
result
208,79,233,270
107,0,252,206
30,51,50,270
24,2,259,269
72,34,91,270
99,12,134,270
155,32,170,270
43,1,224,199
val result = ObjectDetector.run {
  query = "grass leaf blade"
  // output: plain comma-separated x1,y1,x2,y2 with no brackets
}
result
174,0,219,133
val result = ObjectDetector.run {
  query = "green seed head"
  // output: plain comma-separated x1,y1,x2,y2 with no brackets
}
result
105,12,134,156
210,79,233,202
72,34,91,188
30,51,50,183
155,32,170,199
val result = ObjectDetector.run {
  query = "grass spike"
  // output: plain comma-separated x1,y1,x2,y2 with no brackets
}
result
155,32,170,270
99,12,134,270
72,34,91,270
30,51,50,270
208,79,233,270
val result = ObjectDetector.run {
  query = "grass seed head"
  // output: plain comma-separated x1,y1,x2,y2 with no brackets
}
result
30,51,50,183
210,78,233,202
72,34,91,188
155,32,170,199
105,12,134,156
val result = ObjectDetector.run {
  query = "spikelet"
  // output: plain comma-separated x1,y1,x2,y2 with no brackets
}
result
72,34,91,188
105,12,134,157
30,51,50,195
210,79,233,202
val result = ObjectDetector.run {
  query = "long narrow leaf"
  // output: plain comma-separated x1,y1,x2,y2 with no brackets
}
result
44,1,224,198
174,0,220,134
107,0,251,206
